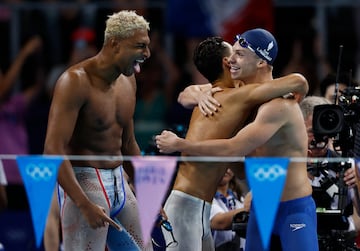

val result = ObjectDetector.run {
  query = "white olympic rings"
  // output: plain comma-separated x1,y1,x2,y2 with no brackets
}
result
251,164,286,182
25,163,54,181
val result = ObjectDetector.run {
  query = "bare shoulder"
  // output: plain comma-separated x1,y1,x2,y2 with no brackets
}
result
56,63,90,92
258,97,297,117
264,97,296,107
51,63,92,107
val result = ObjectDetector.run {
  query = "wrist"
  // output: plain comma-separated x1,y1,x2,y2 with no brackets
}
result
176,138,186,152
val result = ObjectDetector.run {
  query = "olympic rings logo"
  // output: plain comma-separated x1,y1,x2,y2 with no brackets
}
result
250,164,286,182
25,163,54,182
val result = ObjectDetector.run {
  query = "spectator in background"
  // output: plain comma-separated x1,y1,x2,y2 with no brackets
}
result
46,27,98,97
281,37,321,96
0,36,43,188
26,28,97,156
210,168,250,251
319,72,356,104
300,96,360,249
39,0,99,65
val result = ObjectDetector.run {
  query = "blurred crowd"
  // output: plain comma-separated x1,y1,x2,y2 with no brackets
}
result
0,1,360,250
0,0,360,218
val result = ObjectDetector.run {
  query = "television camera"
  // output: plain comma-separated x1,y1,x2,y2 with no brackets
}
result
311,85,360,250
312,85,360,158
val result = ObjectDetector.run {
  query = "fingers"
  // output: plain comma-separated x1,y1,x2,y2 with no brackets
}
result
155,133,165,152
94,206,122,230
211,87,223,94
199,104,210,116
199,99,220,116
344,169,357,187
105,215,122,231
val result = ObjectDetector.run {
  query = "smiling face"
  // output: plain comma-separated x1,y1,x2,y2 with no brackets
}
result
219,168,234,186
229,41,262,83
111,29,151,76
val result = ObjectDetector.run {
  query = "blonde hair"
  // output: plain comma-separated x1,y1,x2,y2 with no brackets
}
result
104,10,150,43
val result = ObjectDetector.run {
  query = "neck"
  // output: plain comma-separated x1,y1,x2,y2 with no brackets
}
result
92,51,120,83
213,70,234,88
244,68,273,84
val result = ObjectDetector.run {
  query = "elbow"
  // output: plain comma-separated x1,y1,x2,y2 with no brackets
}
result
177,91,185,105
177,92,193,109
177,92,188,109
43,143,55,155
293,73,309,95
211,219,230,230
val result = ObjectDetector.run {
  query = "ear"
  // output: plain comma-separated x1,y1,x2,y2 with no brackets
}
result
223,57,230,67
257,59,266,66
257,59,268,68
110,38,120,52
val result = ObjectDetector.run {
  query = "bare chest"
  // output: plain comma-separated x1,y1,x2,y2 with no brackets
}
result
81,85,136,130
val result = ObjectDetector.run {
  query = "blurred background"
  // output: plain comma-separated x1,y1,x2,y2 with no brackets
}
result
0,0,360,250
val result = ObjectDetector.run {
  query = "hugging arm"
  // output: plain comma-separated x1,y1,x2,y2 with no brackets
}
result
246,73,308,104
177,83,223,115
178,73,308,116
156,100,287,156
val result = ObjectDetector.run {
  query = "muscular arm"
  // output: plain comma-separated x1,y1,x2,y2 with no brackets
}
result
246,73,308,103
121,118,141,183
156,99,287,156
44,189,60,251
178,73,308,116
44,71,88,204
120,75,141,182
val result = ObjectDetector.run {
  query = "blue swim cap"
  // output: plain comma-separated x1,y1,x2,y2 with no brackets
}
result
235,28,278,65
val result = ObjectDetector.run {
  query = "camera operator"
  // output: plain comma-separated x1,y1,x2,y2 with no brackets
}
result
300,96,360,249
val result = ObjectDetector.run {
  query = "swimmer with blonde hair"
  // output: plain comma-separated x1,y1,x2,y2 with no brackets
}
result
44,10,151,250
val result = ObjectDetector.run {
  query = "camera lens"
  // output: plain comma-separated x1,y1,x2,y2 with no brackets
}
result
319,110,340,131
313,104,343,135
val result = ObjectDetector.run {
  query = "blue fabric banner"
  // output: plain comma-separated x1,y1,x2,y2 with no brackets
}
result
16,155,63,248
245,157,289,250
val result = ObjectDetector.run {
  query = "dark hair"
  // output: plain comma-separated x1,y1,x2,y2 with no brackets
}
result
193,37,230,83
319,72,355,96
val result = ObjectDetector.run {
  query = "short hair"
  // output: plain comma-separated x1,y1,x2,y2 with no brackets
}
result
299,96,331,119
193,37,231,83
104,10,150,43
